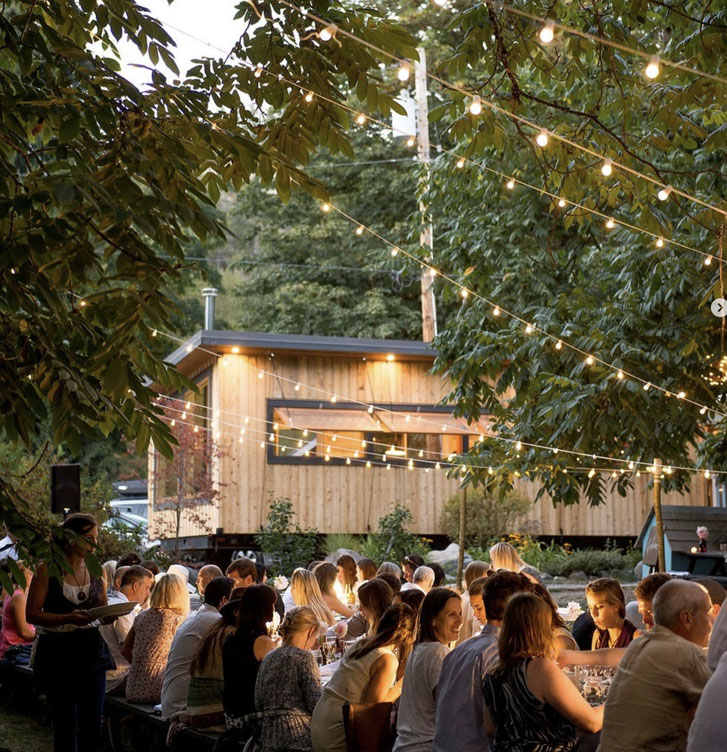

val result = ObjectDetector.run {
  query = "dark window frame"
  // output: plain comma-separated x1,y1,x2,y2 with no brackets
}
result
266,399,477,467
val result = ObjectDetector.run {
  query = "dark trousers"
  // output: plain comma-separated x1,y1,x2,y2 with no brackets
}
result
45,668,106,752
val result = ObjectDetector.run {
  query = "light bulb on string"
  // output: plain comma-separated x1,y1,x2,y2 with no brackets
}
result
515,440,522,451
397,62,411,81
558,198,566,208
355,114,366,126
588,469,596,479
645,56,660,79
321,202,331,213
606,217,616,230
460,288,469,300
492,306,501,317
555,340,562,350
456,158,465,169
304,91,314,103
506,178,515,190
601,158,613,177
643,382,651,390
585,355,594,365
525,323,533,334
253,65,263,78
406,136,415,148
677,391,686,399
294,382,301,391
319,23,337,41
617,370,624,379
535,129,549,147
539,20,555,44
705,469,711,479
656,237,664,248
657,185,672,201
355,225,364,235
469,96,482,116
705,255,713,266
391,247,399,257
700,406,708,415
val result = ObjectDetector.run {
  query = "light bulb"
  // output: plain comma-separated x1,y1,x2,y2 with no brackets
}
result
601,158,613,177
700,405,708,415
151,329,158,337
258,371,264,379
170,419,176,427
643,382,651,390
253,65,263,78
304,91,314,103
294,382,300,391
397,62,411,82
617,370,624,379
391,247,399,256
705,255,713,266
539,20,555,44
515,440,522,451
356,113,365,125
535,129,549,147
186,344,193,352
525,323,533,334
588,469,596,479
368,405,374,414
320,23,337,41
492,306,500,316
656,237,664,248
555,340,562,350
506,178,515,190
606,217,616,229
558,198,566,207
406,136,415,147
677,391,685,399
469,96,482,116
657,185,672,201
585,355,593,365
645,57,660,79
456,158,465,168
321,202,331,213
330,394,337,403
366,461,371,468
460,288,468,299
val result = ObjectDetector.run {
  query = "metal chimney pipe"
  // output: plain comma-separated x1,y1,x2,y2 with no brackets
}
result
201,287,218,330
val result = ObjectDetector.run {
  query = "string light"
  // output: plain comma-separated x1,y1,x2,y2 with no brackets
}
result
605,217,616,229
460,288,469,299
304,91,314,103
253,65,263,78
555,340,562,350
397,62,411,81
588,469,596,478
469,96,483,116
355,113,366,125
700,406,708,415
677,391,686,399
258,372,264,379
585,355,594,365
515,440,522,451
643,382,651,390
535,129,549,147
321,202,331,212
645,56,661,79
330,394,337,403
295,382,301,391
705,469,711,479
186,344,193,352
557,198,566,207
492,306,501,316
406,136,415,147
319,23,337,41
617,370,624,379
355,225,364,235
656,237,664,248
456,158,465,168
525,323,533,334
391,247,400,256
657,185,672,201
539,20,555,44
705,255,713,266
601,158,613,177
506,178,515,190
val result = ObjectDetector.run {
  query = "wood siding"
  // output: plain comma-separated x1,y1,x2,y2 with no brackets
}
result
149,350,710,540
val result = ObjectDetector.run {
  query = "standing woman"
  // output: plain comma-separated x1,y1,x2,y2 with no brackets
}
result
255,606,323,752
483,593,603,751
311,602,415,752
586,578,640,649
26,513,113,752
222,583,278,728
123,572,188,703
393,588,462,752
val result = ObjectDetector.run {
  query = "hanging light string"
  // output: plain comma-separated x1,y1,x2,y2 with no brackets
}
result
320,201,726,422
276,0,727,220
492,1,727,88
151,21,719,266
149,333,724,478
157,392,725,480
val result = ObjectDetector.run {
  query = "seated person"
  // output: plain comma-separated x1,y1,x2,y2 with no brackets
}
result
598,580,712,752
0,560,35,661
226,557,257,589
314,562,355,619
586,578,640,648
401,565,434,594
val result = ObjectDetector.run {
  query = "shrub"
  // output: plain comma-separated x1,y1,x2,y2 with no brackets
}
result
359,504,429,565
440,489,532,548
255,497,318,576
322,533,363,556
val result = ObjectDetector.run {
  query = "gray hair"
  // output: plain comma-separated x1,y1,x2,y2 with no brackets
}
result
413,566,435,586
377,561,402,578
653,579,709,629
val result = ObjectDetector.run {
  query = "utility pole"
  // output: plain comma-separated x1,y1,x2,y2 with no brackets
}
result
653,458,665,572
414,47,437,343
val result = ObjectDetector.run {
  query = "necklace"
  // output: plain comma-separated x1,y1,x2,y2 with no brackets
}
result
70,565,89,602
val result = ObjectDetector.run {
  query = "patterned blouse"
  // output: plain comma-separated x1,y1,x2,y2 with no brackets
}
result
126,608,185,704
483,658,577,752
255,645,322,752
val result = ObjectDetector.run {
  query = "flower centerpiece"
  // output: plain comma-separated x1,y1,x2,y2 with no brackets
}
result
565,601,584,623
266,610,281,638
273,574,289,591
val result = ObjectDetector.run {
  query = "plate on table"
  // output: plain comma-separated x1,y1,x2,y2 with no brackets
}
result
87,602,137,620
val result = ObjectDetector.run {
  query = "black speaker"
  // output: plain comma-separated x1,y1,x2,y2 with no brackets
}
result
51,464,81,514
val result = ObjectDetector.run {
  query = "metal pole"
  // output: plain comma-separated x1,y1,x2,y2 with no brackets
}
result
414,47,437,343
653,458,666,572
457,487,467,592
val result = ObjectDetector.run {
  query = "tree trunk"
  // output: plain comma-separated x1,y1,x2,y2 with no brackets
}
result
456,488,467,592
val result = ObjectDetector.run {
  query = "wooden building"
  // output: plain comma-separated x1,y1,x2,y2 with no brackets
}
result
149,330,712,551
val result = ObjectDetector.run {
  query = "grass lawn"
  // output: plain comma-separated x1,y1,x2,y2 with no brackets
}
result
0,706,52,752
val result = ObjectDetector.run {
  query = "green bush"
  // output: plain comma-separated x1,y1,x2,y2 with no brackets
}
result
440,489,532,549
322,533,363,556
255,497,318,576
358,504,429,565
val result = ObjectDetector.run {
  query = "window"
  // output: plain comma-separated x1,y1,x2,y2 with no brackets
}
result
267,400,488,467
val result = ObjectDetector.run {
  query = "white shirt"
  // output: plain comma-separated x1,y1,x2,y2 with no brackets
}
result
99,591,142,691
707,601,727,671
400,582,426,594
687,650,727,751
0,535,18,561
161,603,221,719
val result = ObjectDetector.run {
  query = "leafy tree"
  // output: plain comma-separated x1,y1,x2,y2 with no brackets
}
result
225,130,423,338
255,497,318,576
0,0,418,562
359,503,429,564
406,1,727,505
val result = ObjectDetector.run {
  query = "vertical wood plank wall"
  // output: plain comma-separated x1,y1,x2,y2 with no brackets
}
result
150,351,710,540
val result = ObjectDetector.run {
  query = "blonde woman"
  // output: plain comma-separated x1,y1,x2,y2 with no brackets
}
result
123,573,189,703
255,606,323,752
483,594,603,751
290,568,335,627
489,542,543,584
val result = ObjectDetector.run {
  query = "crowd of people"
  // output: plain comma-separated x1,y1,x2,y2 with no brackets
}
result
1,518,727,752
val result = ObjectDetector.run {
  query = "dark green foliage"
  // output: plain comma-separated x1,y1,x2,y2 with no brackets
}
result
359,503,430,564
255,497,318,576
